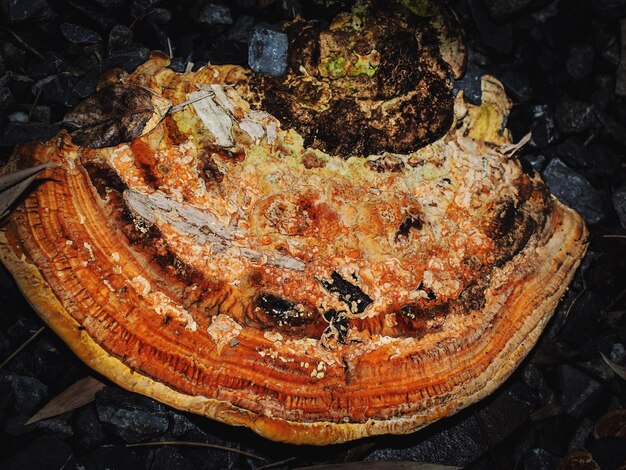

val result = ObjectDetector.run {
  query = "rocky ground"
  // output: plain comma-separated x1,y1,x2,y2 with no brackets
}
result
0,0,626,469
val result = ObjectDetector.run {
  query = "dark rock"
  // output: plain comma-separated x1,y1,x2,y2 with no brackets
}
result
524,448,561,470
589,437,626,470
92,0,129,5
566,44,595,81
499,67,532,102
542,158,605,224
592,74,615,110
2,0,53,22
476,387,533,444
598,32,620,67
0,42,25,72
453,51,484,105
197,3,233,25
23,105,51,123
522,363,555,405
147,8,171,24
25,53,68,80
131,0,160,20
207,37,247,65
0,122,59,146
555,137,592,169
559,364,603,419
610,342,626,363
167,412,209,441
482,0,537,20
73,72,99,98
612,186,626,229
0,87,14,116
0,436,72,470
104,46,150,72
364,412,488,467
108,25,134,56
227,15,255,42
36,418,74,438
6,317,39,340
597,111,626,147
568,418,595,452
248,26,288,77
281,0,303,18
150,447,195,470
64,0,116,29
168,57,186,73
96,387,170,443
521,154,546,172
468,0,513,55
72,405,106,450
33,75,78,107
530,105,558,148
0,50,6,76
66,446,150,470
555,97,597,134
0,371,47,414
592,0,626,17
60,23,102,45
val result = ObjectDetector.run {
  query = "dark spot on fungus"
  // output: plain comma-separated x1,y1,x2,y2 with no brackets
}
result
320,271,372,314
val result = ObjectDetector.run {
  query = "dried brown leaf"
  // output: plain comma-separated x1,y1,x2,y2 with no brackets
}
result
600,352,626,380
0,163,52,219
295,463,461,470
62,84,171,148
26,376,105,425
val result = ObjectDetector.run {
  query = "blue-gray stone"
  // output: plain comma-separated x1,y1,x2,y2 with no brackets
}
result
3,0,52,22
559,364,603,418
248,27,288,77
542,158,605,224
555,97,597,134
60,23,102,45
0,371,47,414
197,3,233,26
566,44,595,81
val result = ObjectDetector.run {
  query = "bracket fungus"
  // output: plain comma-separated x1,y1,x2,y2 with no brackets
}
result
0,0,587,445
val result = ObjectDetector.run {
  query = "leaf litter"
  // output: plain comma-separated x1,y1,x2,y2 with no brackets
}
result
62,84,214,148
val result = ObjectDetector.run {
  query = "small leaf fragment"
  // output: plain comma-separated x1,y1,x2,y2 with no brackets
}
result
62,84,172,148
26,376,105,425
0,163,52,219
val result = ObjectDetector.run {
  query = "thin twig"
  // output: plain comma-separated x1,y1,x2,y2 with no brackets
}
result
257,457,298,470
603,234,626,239
1,27,45,59
0,326,45,369
29,86,43,119
125,441,267,461
562,288,587,325
167,37,173,59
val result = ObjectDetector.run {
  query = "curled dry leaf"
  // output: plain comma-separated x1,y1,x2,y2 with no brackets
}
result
0,163,52,219
62,84,172,148
26,376,105,425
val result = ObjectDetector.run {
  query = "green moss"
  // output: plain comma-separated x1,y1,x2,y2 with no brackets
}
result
322,53,349,78
398,0,437,17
